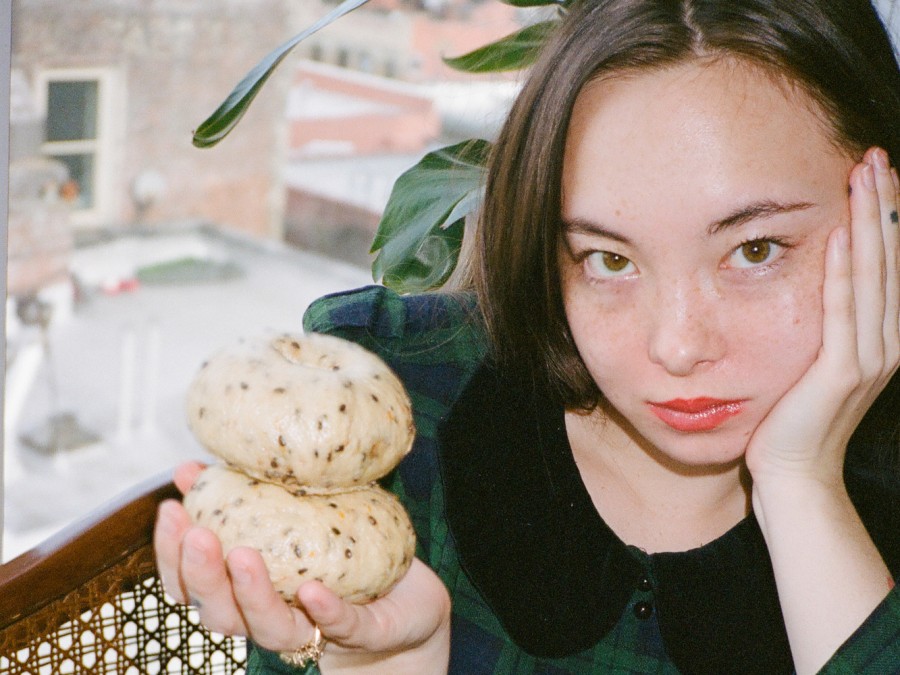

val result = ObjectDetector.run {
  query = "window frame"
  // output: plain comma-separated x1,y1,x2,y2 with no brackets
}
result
34,67,122,227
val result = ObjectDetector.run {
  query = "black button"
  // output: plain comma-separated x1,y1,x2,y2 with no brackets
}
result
633,601,653,620
637,575,653,592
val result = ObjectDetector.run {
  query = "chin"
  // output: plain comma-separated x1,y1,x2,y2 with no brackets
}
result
633,415,752,473
655,439,748,473
645,430,750,473
601,397,757,472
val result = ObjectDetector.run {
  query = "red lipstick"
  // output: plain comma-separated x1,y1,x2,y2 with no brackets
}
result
647,397,745,432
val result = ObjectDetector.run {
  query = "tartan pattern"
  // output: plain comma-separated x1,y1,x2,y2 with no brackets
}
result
823,592,900,674
247,286,900,674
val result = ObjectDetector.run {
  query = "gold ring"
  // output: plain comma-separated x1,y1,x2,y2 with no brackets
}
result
279,625,327,668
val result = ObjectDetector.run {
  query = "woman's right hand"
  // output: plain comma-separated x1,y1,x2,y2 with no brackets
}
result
153,462,451,674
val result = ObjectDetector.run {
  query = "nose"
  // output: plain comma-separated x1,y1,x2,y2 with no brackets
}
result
647,281,725,377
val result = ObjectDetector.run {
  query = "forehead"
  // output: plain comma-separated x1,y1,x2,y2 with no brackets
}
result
561,59,852,227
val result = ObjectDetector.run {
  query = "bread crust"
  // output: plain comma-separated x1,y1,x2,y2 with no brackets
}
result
184,332,418,603
184,464,416,603
186,333,415,490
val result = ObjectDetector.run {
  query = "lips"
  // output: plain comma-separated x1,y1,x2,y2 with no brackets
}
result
647,397,745,432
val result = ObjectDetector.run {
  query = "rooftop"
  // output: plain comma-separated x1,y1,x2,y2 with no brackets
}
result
2,224,371,561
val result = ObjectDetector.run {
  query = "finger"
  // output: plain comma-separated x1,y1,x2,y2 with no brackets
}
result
299,558,449,651
821,226,860,396
871,150,900,345
174,461,206,495
154,499,192,603
226,547,313,650
848,158,885,377
180,526,248,636
872,151,900,368
297,581,371,647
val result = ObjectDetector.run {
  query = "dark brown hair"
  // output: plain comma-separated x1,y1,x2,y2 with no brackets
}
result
471,0,900,415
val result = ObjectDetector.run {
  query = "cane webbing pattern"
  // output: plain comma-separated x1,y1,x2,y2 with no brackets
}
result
0,544,247,674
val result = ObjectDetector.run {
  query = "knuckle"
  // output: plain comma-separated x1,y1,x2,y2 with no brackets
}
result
860,357,885,382
839,364,864,392
325,605,362,642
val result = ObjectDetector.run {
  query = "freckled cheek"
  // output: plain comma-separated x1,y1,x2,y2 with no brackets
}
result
563,289,647,386
729,274,825,385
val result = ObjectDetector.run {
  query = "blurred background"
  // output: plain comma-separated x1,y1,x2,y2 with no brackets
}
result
3,0,526,560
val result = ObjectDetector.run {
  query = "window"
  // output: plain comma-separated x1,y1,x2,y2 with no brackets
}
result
46,80,97,208
36,68,120,225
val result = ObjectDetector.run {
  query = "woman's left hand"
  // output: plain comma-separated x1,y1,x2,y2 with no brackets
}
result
744,147,899,674
745,146,900,484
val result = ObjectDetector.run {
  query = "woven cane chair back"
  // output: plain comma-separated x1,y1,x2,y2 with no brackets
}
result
0,473,247,674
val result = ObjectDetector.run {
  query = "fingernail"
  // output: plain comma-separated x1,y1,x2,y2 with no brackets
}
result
862,164,876,191
873,148,890,173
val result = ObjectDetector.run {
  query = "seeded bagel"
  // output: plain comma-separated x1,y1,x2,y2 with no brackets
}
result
184,464,416,603
186,333,414,491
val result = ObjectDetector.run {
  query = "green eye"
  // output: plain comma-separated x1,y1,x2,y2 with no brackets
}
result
586,251,636,277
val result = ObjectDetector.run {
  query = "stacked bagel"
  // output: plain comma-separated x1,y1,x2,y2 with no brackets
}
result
183,332,417,604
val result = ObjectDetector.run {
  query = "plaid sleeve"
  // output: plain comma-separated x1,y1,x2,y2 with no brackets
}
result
819,586,900,673
303,285,485,559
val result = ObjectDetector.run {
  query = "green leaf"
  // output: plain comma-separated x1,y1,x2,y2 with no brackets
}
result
192,0,370,148
371,140,491,293
442,20,557,74
380,219,465,292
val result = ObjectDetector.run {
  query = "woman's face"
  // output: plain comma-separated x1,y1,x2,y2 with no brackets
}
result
559,59,857,468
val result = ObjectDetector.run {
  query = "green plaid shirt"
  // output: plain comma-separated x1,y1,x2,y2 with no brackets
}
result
249,285,900,674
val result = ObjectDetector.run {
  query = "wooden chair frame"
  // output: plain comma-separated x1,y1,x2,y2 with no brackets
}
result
0,472,247,674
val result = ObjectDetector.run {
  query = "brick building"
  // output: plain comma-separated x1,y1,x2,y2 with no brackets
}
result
11,0,291,237
11,0,521,275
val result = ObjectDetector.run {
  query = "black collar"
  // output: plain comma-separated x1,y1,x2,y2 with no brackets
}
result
438,362,900,674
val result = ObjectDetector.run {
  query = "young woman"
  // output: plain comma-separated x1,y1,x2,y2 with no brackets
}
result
155,0,900,672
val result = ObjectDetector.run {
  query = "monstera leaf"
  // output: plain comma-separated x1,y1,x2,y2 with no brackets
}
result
371,140,491,293
192,0,370,147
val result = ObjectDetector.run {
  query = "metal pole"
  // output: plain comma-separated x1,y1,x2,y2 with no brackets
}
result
0,0,12,560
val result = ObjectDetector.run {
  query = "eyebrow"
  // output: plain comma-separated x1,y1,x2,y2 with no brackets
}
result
705,200,816,236
562,199,816,243
562,218,633,244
